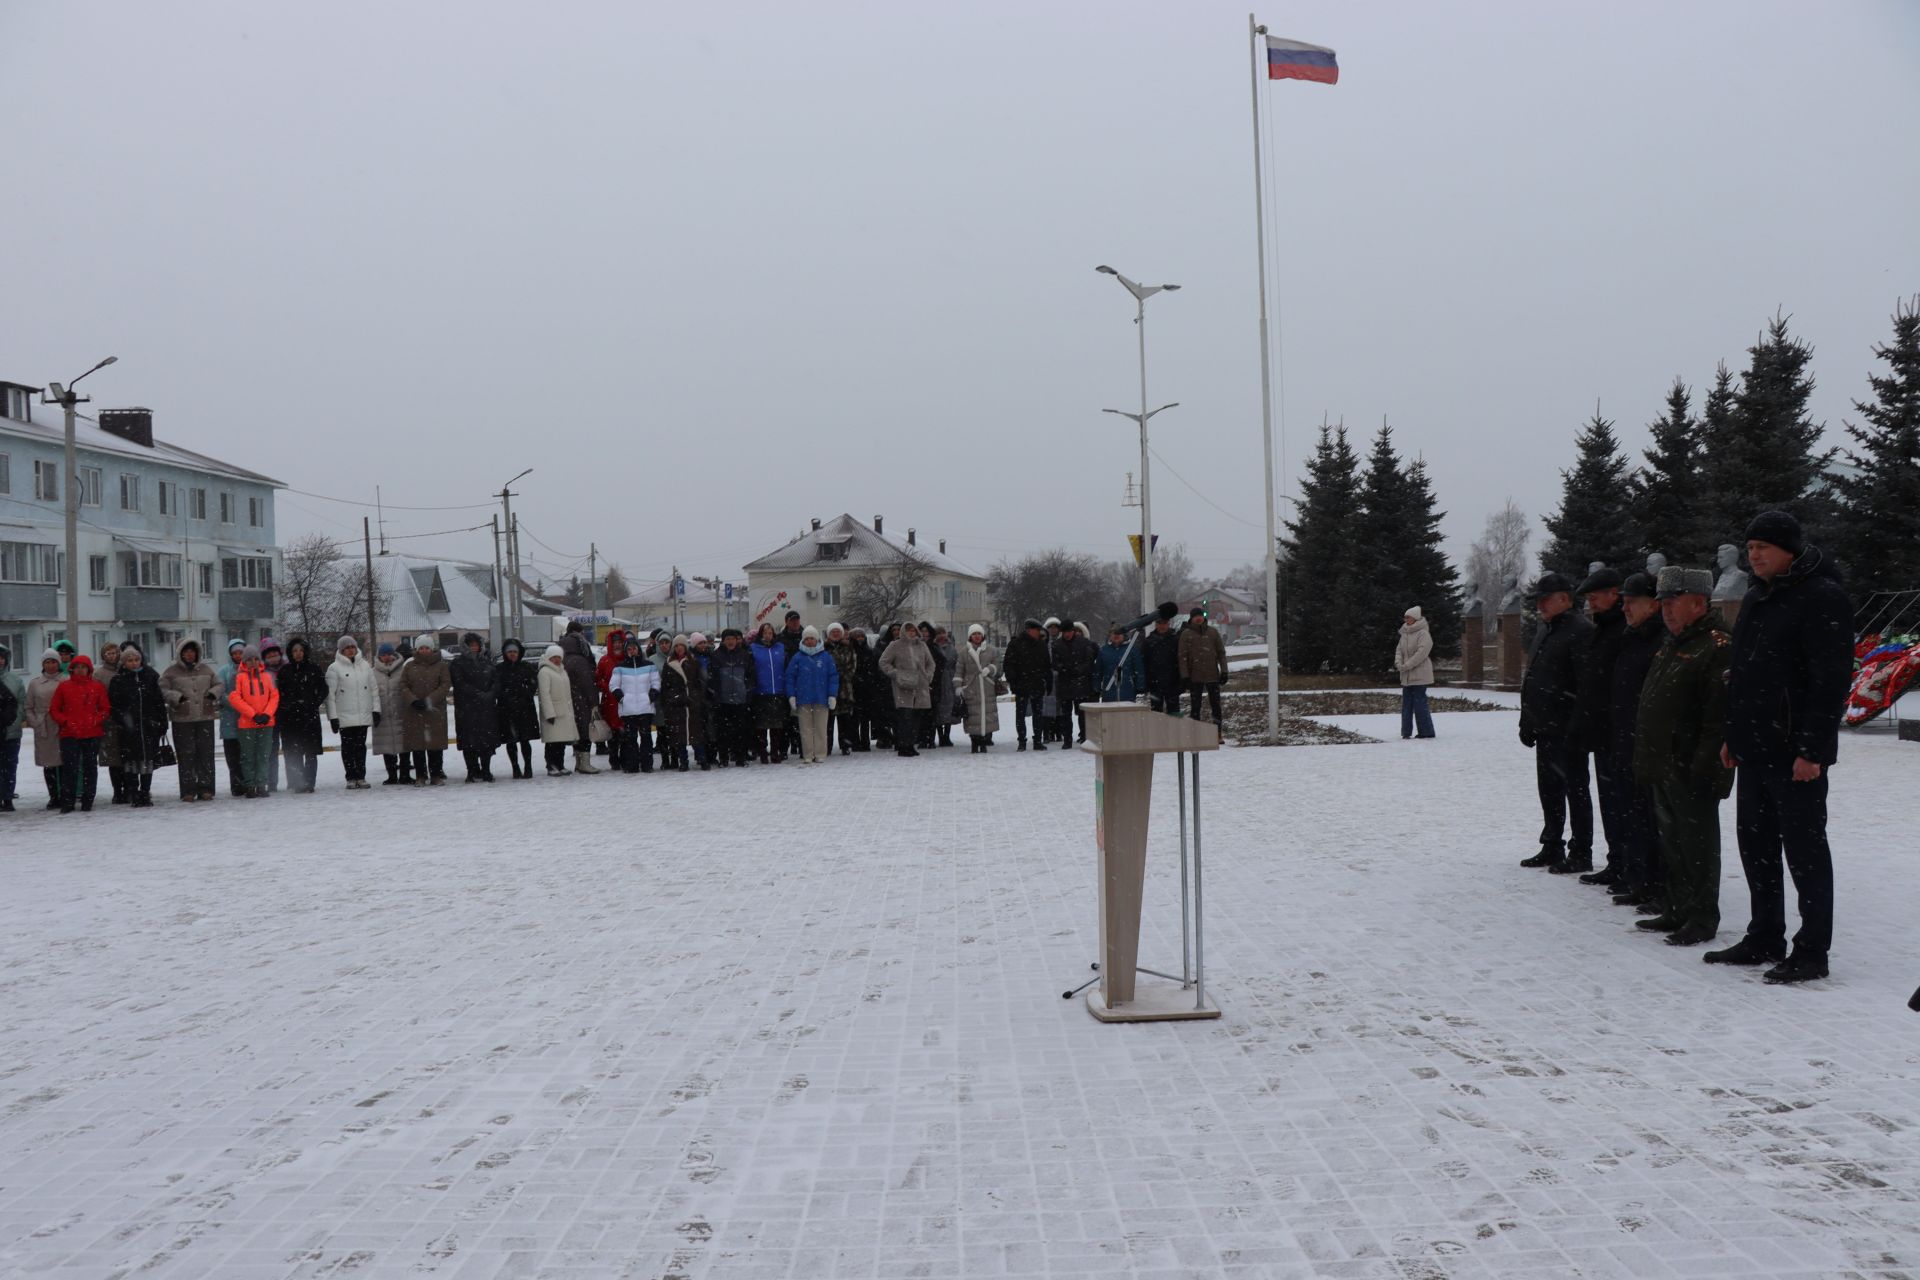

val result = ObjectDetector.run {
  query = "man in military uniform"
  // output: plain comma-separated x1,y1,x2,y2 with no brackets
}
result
1575,567,1630,886
1632,567,1735,947
1518,572,1594,871
1605,573,1667,912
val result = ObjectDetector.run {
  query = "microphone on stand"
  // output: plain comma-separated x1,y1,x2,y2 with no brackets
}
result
1117,601,1181,634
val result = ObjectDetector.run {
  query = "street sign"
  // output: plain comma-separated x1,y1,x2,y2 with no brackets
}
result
674,576,685,599
724,583,733,602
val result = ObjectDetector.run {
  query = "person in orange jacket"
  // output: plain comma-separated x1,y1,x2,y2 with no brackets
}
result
48,653,110,813
226,645,280,798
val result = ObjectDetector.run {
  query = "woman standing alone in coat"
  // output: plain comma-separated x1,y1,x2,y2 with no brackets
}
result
1394,606,1436,740
955,624,1001,752
324,635,379,789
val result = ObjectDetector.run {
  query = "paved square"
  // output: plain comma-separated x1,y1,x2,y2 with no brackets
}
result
4,700,1917,1278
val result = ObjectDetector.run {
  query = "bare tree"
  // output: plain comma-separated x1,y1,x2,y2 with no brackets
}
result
1465,500,1533,621
274,532,389,653
842,546,934,630
986,548,1110,633
1099,542,1197,626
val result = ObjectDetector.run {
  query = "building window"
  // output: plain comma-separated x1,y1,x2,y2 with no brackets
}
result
33,460,58,501
221,556,272,590
78,466,102,507
89,555,109,593
120,551,182,589
158,481,175,516
3,387,31,420
119,474,140,511
0,452,9,495
0,541,62,585
248,496,264,528
190,487,207,520
198,561,214,596
821,584,841,606
0,633,24,669
219,491,235,524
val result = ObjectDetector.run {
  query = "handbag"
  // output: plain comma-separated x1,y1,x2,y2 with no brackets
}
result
587,710,612,745
1041,694,1058,719
994,676,1009,698
154,740,177,769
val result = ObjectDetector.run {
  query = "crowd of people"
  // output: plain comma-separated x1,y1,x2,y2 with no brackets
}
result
0,606,1236,813
1516,510,1855,987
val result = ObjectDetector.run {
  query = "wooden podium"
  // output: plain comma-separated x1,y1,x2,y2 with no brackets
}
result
1077,703,1222,1022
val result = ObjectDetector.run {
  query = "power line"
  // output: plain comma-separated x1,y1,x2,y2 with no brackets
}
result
282,486,495,512
1147,446,1266,529
513,521,586,562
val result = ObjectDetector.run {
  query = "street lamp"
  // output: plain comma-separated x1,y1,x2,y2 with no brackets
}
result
42,356,118,648
1096,265,1180,611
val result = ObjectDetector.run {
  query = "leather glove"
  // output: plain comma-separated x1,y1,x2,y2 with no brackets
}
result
252,713,270,726
372,712,381,726
613,689,623,702
329,719,341,733
788,697,798,711
411,699,427,712
648,689,659,705
1518,727,1535,748
827,697,836,710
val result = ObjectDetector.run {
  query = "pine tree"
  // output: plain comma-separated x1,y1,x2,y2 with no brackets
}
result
1703,313,1833,543
1349,425,1419,674
1540,411,1638,577
1694,363,1740,559
1399,457,1462,657
1278,423,1362,673
1831,297,1920,596
1632,379,1704,564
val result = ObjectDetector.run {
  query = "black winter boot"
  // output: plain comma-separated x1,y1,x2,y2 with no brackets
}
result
1703,937,1786,966
1519,850,1558,868
1763,952,1829,984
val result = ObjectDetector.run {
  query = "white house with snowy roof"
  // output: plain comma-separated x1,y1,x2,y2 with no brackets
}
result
0,380,283,665
741,513,989,635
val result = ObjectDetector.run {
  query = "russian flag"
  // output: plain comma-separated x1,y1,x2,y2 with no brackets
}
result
1266,36,1337,85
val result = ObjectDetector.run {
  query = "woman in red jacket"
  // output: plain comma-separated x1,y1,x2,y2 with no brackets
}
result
48,653,109,813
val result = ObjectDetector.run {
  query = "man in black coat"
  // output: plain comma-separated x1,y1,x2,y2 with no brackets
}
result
706,628,755,766
1710,512,1853,984
1050,622,1100,745
1575,568,1632,886
1604,574,1667,910
275,637,331,794
1518,572,1596,872
1141,614,1181,715
1002,619,1052,752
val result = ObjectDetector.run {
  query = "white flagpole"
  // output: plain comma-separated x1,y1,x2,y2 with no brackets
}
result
1249,14,1280,741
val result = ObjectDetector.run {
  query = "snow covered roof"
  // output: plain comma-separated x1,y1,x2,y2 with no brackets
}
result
0,386,285,488
611,578,678,609
368,553,560,634
742,513,980,578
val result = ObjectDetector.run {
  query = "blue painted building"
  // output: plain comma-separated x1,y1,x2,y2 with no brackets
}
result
1,380,284,665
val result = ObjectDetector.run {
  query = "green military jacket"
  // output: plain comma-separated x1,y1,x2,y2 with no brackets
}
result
1633,614,1735,797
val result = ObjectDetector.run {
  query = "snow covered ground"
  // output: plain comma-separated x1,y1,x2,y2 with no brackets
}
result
4,703,1918,1279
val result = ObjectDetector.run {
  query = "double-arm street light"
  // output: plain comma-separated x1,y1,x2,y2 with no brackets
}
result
1096,265,1180,611
42,356,119,646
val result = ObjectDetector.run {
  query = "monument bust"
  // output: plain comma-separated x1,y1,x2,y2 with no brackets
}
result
1646,551,1668,579
1712,543,1749,602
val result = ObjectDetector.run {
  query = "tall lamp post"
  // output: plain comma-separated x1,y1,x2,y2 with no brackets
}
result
42,356,118,648
497,468,532,637
1096,265,1179,612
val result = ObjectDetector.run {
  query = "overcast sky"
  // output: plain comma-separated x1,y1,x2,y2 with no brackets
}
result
5,1,1917,592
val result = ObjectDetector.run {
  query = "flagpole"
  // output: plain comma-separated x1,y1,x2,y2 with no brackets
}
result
1249,13,1280,741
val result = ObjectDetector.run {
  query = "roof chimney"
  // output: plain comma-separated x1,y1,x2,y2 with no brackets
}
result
811,517,822,530
874,514,883,534
907,527,916,546
938,539,946,554
98,407,154,449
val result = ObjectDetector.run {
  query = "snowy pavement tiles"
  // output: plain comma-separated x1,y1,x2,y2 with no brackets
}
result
3,698,1918,1279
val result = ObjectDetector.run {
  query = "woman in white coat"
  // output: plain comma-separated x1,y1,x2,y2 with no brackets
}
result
954,624,1001,752
324,635,380,789
1394,606,1436,740
537,645,579,777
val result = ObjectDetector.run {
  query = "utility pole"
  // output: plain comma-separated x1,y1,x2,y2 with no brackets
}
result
490,514,506,645
41,355,117,647
497,469,531,638
588,542,597,621
363,517,378,650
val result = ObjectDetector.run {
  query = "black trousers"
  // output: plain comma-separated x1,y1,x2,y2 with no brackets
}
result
1651,778,1721,931
282,724,321,792
175,721,217,797
59,738,100,809
1735,770,1834,959
544,742,569,772
338,725,368,782
1188,681,1223,725
1533,735,1593,857
615,717,654,772
834,709,863,752
1619,771,1664,893
1592,751,1631,872
410,749,445,779
711,705,750,764
223,737,245,794
503,740,532,775
895,707,924,753
1013,693,1045,743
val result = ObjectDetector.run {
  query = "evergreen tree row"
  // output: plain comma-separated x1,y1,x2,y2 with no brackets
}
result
1538,302,1920,597
1278,422,1460,675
